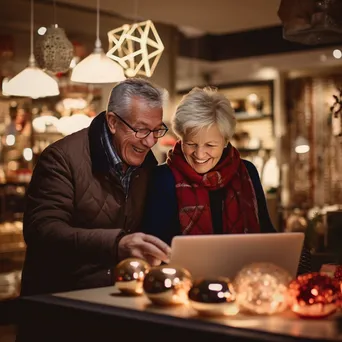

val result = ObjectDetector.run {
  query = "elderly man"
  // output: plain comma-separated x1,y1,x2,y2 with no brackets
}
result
20,78,171,296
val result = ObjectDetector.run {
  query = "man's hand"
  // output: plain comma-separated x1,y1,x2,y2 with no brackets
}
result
117,232,171,266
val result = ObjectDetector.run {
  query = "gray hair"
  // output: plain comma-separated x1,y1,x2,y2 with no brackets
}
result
172,87,236,142
107,77,167,118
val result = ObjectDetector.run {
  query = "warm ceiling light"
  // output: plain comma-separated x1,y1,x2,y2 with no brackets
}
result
71,0,125,84
1,77,10,96
5,64,59,99
56,114,93,136
5,135,15,146
37,27,47,35
294,136,310,154
4,0,59,98
23,148,33,161
332,49,342,59
32,115,59,133
71,50,125,83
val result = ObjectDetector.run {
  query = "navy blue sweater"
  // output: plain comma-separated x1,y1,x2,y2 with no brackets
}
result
142,160,276,245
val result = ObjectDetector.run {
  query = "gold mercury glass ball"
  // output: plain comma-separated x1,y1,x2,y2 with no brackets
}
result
114,258,151,295
234,262,292,315
143,265,192,305
188,278,238,316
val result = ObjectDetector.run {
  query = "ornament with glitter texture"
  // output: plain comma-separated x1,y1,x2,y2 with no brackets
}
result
334,266,342,308
234,262,292,315
334,265,342,282
288,273,341,318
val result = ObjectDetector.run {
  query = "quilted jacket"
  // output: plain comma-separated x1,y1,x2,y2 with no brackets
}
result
20,111,157,295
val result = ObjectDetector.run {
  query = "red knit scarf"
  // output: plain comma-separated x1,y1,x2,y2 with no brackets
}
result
167,141,260,235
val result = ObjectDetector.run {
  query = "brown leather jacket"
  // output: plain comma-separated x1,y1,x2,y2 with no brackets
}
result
20,112,157,295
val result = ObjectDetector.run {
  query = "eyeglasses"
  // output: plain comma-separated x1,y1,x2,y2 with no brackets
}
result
113,113,168,139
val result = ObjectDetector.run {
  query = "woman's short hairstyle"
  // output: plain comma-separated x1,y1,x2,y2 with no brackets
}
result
172,87,236,142
107,77,167,119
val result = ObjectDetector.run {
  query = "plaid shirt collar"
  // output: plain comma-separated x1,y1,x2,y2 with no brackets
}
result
102,122,137,194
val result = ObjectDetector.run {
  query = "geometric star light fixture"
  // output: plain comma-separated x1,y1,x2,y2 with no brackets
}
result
106,20,164,78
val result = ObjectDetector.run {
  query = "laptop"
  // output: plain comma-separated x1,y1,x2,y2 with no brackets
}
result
170,232,304,279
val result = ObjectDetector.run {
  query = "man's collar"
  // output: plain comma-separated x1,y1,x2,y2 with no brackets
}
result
89,111,110,174
102,121,138,175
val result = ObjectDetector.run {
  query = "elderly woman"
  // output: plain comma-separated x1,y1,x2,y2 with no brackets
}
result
142,87,311,274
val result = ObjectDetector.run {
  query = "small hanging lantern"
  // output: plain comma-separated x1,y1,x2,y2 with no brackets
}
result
278,0,342,45
35,25,74,73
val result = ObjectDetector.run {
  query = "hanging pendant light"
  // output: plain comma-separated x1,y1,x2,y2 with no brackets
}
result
71,0,125,84
294,136,310,154
106,0,164,78
1,77,10,96
35,26,74,73
107,20,165,78
278,0,342,45
4,0,59,98
34,0,74,73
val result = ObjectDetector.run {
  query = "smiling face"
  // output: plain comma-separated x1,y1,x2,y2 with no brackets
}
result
107,97,163,169
181,124,226,174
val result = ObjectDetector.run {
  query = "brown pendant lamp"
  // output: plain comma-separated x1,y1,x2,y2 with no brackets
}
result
278,0,342,45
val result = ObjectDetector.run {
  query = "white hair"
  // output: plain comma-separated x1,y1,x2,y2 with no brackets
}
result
172,87,236,142
107,77,167,118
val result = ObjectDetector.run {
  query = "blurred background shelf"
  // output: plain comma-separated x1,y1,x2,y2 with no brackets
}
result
235,112,272,122
0,242,25,255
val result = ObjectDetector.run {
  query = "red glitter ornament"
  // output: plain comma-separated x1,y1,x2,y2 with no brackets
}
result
334,265,342,308
334,265,342,282
288,273,340,318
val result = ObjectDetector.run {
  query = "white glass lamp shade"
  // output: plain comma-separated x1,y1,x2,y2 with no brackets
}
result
32,115,60,133
71,49,126,84
57,114,93,136
4,66,59,99
2,77,10,96
294,136,310,154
